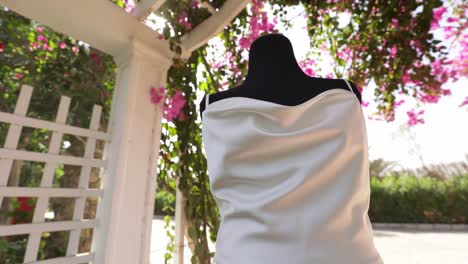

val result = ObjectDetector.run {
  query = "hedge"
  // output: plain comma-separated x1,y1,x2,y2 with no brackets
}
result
369,174,468,224
155,174,468,224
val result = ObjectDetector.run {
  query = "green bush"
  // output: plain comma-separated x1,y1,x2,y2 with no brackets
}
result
155,174,468,224
369,174,468,223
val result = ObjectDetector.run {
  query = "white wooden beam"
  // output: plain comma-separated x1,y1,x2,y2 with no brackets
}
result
2,0,174,65
26,253,94,264
133,0,166,21
0,220,96,236
0,112,109,141
0,187,101,197
179,0,250,58
201,1,216,14
0,85,32,213
0,149,106,168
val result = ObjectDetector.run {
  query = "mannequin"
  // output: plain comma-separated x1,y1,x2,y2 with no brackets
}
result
200,33,361,120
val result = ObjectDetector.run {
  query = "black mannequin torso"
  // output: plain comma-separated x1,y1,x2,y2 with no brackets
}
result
200,33,361,120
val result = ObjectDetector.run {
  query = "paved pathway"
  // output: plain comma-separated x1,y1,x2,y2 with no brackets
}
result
150,218,468,264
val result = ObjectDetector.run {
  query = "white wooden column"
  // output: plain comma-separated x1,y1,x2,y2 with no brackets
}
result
92,39,172,264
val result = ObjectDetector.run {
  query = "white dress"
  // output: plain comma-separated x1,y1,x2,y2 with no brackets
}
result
202,79,384,264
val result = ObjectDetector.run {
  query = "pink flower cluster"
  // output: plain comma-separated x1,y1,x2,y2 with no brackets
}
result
190,0,201,9
31,33,53,51
459,97,468,107
298,59,316,77
72,46,80,54
238,0,277,50
450,28,468,79
123,0,136,14
337,46,353,61
406,109,425,126
431,6,447,30
0,42,4,52
177,11,192,30
150,86,187,122
150,86,166,104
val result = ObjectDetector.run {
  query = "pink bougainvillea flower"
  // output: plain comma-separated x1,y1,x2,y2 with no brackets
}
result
150,86,167,104
320,42,328,51
235,0,276,50
123,0,136,14
0,42,4,52
16,73,24,79
406,109,425,126
43,43,53,51
37,35,47,42
30,42,41,50
59,42,67,49
389,44,398,59
459,97,468,107
432,6,447,21
177,11,192,30
430,5,447,30
356,84,363,93
162,90,186,122
337,46,352,61
190,0,201,8
446,17,458,23
72,46,79,54
36,26,43,32
393,99,405,107
239,37,250,49
298,59,317,77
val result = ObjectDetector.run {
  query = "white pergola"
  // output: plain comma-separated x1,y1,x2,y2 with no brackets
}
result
0,0,249,263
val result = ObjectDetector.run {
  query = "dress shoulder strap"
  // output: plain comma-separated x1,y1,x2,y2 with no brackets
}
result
205,94,210,108
343,79,354,94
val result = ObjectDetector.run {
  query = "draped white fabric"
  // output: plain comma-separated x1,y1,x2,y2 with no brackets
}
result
202,86,384,264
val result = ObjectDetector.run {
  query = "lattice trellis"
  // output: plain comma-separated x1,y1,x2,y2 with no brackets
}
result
0,85,109,263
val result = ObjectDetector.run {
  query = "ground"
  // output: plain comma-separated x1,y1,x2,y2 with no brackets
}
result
150,217,468,264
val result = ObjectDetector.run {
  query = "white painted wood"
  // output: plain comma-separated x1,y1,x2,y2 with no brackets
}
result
0,85,32,211
201,1,216,14
24,95,71,262
3,0,174,65
0,187,100,197
174,177,186,264
25,253,94,264
0,112,109,141
91,39,169,264
0,220,97,236
67,104,102,256
180,0,250,58
0,149,106,168
133,0,166,20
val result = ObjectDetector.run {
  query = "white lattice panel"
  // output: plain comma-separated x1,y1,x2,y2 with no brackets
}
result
0,85,108,263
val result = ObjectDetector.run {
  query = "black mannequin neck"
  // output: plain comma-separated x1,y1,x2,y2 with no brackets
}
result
241,33,308,89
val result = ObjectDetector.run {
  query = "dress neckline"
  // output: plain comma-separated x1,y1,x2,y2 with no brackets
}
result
203,88,356,113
